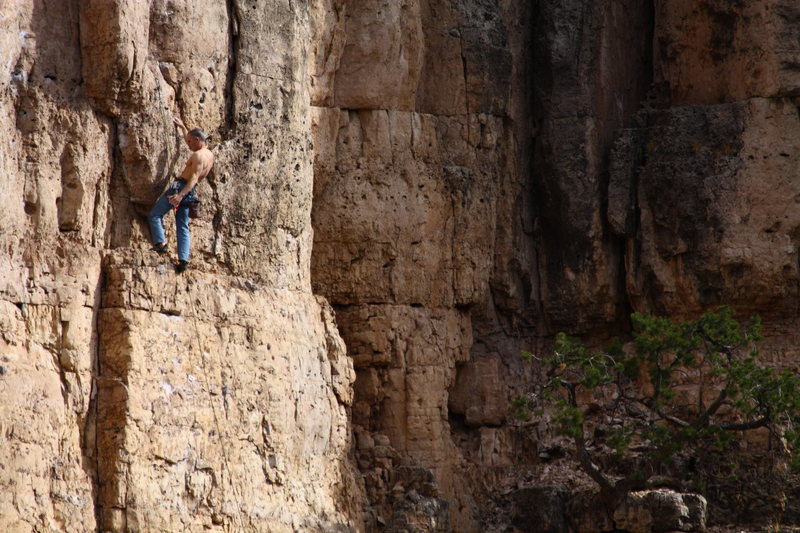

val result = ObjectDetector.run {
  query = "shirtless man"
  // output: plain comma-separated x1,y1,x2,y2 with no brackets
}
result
148,117,215,273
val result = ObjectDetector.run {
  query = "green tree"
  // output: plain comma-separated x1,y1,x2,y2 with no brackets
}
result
521,306,800,509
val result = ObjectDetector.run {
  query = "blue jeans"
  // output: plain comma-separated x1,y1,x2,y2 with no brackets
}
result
148,180,196,262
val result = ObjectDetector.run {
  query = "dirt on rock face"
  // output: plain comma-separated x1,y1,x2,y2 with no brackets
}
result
5,1,800,532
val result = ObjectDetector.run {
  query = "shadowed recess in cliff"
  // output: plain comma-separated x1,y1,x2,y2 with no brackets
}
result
309,1,539,531
530,0,654,333
224,0,241,134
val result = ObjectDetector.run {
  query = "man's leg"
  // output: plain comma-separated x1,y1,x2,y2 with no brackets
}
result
148,194,173,251
175,205,191,266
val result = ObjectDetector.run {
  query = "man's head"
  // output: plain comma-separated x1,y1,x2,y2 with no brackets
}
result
186,128,207,151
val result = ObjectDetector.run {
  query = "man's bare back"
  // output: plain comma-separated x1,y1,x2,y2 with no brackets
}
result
179,147,214,182
169,117,214,206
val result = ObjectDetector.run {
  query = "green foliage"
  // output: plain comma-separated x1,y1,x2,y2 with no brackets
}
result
553,402,584,440
523,306,800,507
510,396,534,422
606,425,634,456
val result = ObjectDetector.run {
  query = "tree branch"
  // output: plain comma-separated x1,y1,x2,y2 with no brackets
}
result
720,417,769,432
573,435,617,504
626,394,690,428
694,381,731,428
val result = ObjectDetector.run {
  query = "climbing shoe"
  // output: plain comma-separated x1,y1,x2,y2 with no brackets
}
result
175,260,189,274
151,242,168,254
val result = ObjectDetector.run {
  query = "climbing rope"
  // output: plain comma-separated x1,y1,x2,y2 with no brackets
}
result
153,62,185,182
188,278,252,531
154,56,254,530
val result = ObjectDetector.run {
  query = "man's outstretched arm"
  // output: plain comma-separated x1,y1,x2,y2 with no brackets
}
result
173,116,192,144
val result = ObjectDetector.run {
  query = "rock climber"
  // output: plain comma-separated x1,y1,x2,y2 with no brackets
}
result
148,117,214,273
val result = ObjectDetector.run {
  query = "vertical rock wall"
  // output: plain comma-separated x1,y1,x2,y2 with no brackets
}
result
1,3,110,531
1,1,362,532
308,0,653,528
311,0,800,530
6,0,800,531
310,1,534,530
610,0,800,324
531,0,654,332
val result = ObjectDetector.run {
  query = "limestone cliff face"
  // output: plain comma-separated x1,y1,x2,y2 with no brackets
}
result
312,0,800,531
5,1,800,532
310,1,530,530
1,1,359,532
612,0,800,322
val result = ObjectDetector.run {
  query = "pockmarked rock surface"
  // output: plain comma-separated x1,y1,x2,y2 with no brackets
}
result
97,259,358,532
311,1,524,530
610,97,800,319
614,490,707,533
7,0,800,532
654,0,800,106
1,1,362,532
313,0,800,532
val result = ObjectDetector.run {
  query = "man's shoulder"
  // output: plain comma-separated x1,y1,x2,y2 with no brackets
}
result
189,149,213,162
196,147,213,160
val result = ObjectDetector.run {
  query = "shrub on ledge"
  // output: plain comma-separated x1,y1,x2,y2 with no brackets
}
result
519,306,800,510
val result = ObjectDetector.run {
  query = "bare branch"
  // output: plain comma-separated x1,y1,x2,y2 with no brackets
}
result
694,380,732,428
720,417,769,432
574,435,615,498
625,395,691,428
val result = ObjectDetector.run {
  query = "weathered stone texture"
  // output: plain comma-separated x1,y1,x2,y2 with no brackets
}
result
614,490,707,533
448,355,506,428
310,1,522,529
531,0,654,332
654,0,800,105
600,1,800,327
312,108,503,309
0,296,99,533
334,0,425,110
1,3,108,531
9,0,800,531
314,0,800,530
310,0,346,107
97,262,358,531
610,98,800,318
2,1,361,532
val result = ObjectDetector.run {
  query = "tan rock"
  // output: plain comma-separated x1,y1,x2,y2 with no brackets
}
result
312,108,502,309
12,0,800,531
332,304,475,528
414,1,468,115
333,0,424,110
0,266,99,532
449,356,506,427
1,1,365,531
96,265,360,531
310,0,347,107
311,2,526,531
610,97,800,318
613,489,707,533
